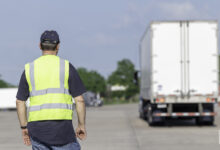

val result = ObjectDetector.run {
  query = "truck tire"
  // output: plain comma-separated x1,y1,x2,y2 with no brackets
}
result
139,104,145,120
146,104,154,126
195,117,203,125
195,116,214,126
139,99,145,120
146,104,165,126
206,117,214,125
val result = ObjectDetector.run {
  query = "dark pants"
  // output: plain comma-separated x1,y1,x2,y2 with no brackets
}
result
30,137,81,150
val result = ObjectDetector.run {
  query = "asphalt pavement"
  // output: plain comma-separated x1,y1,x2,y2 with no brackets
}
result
0,103,220,150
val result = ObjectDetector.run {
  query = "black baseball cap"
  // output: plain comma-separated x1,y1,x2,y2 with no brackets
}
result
40,30,60,44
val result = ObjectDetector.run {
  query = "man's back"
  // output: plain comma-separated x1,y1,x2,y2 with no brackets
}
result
17,56,86,145
16,30,87,149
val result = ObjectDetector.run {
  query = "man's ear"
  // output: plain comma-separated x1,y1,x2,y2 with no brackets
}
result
39,43,42,50
56,44,60,50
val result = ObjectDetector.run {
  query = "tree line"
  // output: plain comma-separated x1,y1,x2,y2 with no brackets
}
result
0,75,14,88
77,58,139,99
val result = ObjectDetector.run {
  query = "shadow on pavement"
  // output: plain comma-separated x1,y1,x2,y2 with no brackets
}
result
140,117,217,128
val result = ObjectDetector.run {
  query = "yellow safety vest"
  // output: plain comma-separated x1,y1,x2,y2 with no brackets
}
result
25,55,73,122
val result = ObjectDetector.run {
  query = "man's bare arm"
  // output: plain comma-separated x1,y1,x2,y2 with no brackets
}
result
75,95,86,127
16,100,28,127
16,99,31,146
74,95,86,140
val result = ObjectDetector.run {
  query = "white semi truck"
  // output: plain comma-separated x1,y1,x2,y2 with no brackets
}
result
138,21,219,125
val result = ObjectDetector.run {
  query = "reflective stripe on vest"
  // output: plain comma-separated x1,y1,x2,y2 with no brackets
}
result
29,59,70,97
29,103,73,112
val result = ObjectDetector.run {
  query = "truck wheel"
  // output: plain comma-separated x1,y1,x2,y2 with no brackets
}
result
147,104,154,126
196,117,214,126
203,116,214,125
195,117,203,125
206,117,214,125
139,105,148,120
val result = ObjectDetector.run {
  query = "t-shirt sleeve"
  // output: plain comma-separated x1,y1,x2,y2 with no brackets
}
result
68,63,86,98
16,71,30,101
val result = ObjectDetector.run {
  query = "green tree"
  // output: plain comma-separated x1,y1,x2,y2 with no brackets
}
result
0,80,9,88
77,68,106,96
108,59,139,99
0,75,13,88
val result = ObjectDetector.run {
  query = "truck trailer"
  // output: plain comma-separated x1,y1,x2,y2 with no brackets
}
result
139,21,219,125
0,88,17,109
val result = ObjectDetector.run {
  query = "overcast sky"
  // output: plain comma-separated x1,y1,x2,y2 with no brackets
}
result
0,0,219,85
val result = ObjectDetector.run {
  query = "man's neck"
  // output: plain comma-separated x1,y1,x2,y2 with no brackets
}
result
42,50,57,56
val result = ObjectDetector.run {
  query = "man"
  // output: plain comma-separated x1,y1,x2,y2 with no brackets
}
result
16,30,87,150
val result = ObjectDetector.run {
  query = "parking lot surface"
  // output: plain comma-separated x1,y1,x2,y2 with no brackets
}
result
0,103,220,150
